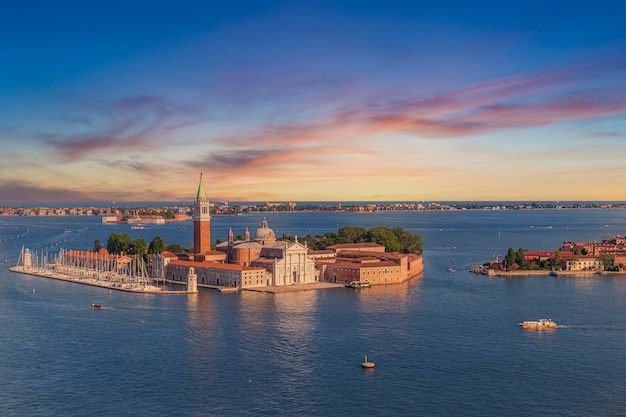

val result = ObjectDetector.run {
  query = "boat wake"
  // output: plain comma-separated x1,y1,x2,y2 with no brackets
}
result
556,324,626,330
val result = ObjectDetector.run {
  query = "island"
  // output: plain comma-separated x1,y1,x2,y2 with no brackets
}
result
472,235,626,276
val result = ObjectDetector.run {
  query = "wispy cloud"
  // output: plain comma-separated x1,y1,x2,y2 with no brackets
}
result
42,95,195,162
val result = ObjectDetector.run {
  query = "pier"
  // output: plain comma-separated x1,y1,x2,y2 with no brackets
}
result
10,266,191,294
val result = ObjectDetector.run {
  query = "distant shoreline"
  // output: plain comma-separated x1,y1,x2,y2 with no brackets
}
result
2,201,626,218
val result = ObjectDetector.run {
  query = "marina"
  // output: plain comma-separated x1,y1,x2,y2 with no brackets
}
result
10,247,191,294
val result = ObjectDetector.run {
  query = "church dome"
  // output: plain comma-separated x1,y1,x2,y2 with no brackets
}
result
255,218,276,243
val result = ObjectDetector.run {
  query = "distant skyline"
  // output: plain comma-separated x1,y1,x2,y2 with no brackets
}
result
1,1,625,202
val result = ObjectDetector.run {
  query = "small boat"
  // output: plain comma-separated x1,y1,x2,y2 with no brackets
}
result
362,355,375,368
549,269,559,277
346,280,371,289
448,268,456,273
519,319,557,329
131,225,145,230
89,304,103,310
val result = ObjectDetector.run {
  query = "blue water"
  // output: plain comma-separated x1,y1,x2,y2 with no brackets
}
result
2,210,626,416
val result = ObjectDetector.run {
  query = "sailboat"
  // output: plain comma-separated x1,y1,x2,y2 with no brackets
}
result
362,355,375,368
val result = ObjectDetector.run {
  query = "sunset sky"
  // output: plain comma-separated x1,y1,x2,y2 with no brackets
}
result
1,1,625,203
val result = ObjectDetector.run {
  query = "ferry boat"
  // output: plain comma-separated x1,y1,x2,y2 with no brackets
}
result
518,318,557,329
346,280,371,289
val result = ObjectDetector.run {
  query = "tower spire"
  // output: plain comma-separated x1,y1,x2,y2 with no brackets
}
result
197,172,207,201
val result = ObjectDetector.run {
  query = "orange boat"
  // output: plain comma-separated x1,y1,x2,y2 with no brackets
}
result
361,355,375,368
519,319,557,329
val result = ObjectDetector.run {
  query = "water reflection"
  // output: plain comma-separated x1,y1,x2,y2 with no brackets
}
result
356,275,423,315
562,276,602,291
186,290,219,358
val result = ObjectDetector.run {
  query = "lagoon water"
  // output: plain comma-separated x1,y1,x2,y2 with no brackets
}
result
2,209,626,416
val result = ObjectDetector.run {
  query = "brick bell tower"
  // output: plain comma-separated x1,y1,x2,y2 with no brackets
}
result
193,173,211,254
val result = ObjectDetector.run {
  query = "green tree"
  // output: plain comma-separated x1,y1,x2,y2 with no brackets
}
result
392,227,423,255
148,236,166,254
505,248,517,269
107,232,132,254
553,249,562,266
601,253,614,270
364,227,401,252
517,248,526,269
337,226,366,244
167,243,184,253
94,239,102,252
130,238,147,255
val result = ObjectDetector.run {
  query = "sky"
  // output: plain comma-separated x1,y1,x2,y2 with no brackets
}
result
1,0,625,203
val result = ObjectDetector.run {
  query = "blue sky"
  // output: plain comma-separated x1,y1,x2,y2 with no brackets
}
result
1,1,625,202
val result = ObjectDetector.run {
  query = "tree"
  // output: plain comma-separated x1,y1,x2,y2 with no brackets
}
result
337,226,366,244
148,236,166,254
166,243,184,253
516,248,526,270
392,226,423,255
505,248,517,269
130,238,147,256
107,232,132,254
553,249,562,266
364,227,401,252
601,253,614,270
94,239,102,252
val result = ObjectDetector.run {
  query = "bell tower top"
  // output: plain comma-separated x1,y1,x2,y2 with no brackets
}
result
197,172,208,202
193,173,211,221
193,173,212,253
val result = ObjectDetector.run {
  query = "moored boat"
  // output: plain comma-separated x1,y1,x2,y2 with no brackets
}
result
346,280,371,289
519,318,557,329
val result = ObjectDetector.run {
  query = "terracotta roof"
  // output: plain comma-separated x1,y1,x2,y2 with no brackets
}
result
333,260,399,269
326,243,385,249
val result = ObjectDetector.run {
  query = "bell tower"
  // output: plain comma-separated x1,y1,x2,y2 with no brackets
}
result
193,173,212,254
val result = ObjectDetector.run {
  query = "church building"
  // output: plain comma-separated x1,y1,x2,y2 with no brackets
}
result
153,174,318,289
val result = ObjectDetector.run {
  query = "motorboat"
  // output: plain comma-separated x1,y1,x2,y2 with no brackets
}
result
89,304,103,310
519,319,557,329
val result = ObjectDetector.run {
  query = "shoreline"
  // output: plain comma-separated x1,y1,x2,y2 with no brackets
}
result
483,269,626,277
9,266,348,294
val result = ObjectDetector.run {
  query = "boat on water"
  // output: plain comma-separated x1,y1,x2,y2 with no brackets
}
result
362,355,375,369
346,280,371,289
519,318,557,329
89,304,103,310
448,268,457,273
131,225,145,230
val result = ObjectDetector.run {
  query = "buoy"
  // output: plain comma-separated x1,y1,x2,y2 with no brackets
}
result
362,354,375,368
